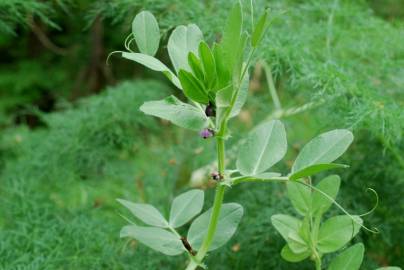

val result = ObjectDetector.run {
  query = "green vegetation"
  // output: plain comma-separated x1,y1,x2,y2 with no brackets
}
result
0,0,402,269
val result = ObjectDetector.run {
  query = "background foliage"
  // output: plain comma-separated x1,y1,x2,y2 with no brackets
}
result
0,0,402,269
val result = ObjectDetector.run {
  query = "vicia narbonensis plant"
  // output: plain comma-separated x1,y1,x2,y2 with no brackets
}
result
109,2,395,270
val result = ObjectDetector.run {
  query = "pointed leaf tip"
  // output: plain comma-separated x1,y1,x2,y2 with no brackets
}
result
252,10,269,47
117,198,168,228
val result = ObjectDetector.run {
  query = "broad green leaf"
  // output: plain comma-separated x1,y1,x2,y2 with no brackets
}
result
271,214,301,243
281,244,310,263
289,163,348,180
292,129,354,174
237,120,287,176
317,215,362,253
122,52,181,89
328,243,365,270
212,43,230,88
375,267,402,270
168,24,203,73
221,2,243,71
169,189,204,228
132,11,160,56
188,52,205,81
312,175,341,214
120,225,184,256
117,199,168,228
251,10,269,47
178,69,209,104
199,41,217,90
140,95,208,131
287,179,311,215
188,203,243,251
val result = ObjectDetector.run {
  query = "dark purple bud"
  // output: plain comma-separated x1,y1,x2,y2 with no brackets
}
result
200,128,214,139
181,237,196,256
205,102,216,117
211,172,223,181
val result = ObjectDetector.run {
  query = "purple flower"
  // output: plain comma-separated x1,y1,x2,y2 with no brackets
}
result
200,128,214,139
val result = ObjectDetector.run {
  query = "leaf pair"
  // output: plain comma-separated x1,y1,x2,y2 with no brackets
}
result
272,213,362,261
118,190,243,256
273,173,363,266
126,11,187,88
236,123,352,180
118,190,203,256
287,175,341,216
124,12,204,92
118,189,204,229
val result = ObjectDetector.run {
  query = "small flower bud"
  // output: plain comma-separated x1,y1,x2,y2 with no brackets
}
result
211,172,223,181
205,102,216,117
200,128,214,139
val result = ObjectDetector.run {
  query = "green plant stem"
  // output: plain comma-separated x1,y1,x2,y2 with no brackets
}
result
310,214,322,270
186,45,257,270
185,260,198,270
230,175,288,185
314,256,322,270
185,137,227,270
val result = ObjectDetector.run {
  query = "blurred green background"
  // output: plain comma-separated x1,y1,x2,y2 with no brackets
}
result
0,0,403,269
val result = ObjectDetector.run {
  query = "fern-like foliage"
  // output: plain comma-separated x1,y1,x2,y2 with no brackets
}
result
0,0,72,35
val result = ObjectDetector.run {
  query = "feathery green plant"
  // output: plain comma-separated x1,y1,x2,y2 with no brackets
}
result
0,0,71,35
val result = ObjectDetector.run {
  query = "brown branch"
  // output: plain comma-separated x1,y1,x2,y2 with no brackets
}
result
28,15,68,56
